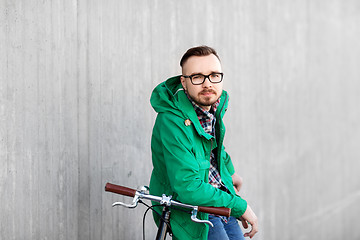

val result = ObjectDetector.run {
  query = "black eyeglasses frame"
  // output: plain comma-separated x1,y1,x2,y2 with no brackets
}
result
182,73,224,85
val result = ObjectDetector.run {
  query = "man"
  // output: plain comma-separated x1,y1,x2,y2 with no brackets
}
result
149,46,258,240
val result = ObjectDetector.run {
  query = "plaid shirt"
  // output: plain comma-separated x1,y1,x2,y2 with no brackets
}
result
187,95,230,193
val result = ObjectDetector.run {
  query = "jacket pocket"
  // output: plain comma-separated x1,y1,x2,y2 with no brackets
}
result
197,158,210,182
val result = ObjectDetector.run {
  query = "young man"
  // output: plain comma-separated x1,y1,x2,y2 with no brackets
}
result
149,46,258,240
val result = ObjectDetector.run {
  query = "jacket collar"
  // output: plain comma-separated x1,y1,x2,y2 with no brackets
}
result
176,86,228,140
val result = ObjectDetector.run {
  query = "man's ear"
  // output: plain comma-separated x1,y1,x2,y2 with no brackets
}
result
180,76,187,91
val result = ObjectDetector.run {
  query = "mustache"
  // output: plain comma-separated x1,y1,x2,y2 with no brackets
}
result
200,89,216,94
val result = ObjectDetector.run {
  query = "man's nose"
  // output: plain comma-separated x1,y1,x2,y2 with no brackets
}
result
202,77,212,87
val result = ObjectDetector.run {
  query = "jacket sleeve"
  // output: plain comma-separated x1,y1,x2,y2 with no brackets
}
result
157,113,247,217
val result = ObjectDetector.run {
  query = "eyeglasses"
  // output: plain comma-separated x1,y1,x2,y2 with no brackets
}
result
182,73,224,85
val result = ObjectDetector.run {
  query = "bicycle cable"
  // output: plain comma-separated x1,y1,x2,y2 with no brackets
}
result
139,200,173,240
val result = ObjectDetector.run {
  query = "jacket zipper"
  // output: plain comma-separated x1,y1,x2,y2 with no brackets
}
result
214,92,227,165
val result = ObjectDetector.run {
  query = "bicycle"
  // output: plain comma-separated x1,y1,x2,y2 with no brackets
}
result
105,182,232,240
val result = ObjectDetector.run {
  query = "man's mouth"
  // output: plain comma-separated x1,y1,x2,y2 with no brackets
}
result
200,90,216,96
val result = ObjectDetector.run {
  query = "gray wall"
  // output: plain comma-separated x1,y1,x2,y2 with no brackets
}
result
1,0,360,239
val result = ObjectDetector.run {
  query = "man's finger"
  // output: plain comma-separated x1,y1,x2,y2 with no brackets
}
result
243,225,258,239
240,217,248,229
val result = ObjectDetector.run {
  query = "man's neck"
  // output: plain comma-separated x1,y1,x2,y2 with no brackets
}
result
200,105,211,112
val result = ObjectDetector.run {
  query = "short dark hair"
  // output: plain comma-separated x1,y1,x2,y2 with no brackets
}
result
180,45,220,67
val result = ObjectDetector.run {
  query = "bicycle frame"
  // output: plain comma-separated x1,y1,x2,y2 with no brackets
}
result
105,182,231,240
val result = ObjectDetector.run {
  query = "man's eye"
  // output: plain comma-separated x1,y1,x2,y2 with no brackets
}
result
192,75,202,79
211,73,220,78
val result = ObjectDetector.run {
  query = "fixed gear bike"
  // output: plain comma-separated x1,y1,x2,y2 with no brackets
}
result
105,182,231,240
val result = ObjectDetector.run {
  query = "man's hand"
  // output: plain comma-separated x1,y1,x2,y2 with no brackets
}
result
231,173,243,193
241,205,258,238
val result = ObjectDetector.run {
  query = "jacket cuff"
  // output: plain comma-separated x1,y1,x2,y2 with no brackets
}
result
230,196,248,217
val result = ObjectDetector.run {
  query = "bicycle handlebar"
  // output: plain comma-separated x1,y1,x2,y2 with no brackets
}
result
105,182,137,197
105,182,231,218
197,206,230,217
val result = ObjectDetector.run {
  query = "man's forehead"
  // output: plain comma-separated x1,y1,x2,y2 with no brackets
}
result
182,54,222,74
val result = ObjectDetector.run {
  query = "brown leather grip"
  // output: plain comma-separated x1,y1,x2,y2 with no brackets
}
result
198,206,231,217
105,183,137,197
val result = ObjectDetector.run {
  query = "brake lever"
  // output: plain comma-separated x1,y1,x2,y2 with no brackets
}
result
112,186,150,208
112,194,140,208
190,207,214,227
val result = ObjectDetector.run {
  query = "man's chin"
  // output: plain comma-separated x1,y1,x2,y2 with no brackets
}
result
197,98,218,108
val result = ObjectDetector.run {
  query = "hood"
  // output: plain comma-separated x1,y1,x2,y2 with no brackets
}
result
150,75,185,118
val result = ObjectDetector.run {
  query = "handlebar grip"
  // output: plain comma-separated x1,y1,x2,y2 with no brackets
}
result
105,182,137,197
198,206,231,218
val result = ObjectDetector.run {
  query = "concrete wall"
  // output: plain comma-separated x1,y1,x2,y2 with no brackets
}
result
1,0,360,239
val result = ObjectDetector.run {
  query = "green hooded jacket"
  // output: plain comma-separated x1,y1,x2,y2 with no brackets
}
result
149,76,247,240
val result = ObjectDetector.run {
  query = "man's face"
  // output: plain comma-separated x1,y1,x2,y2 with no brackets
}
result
180,54,223,111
